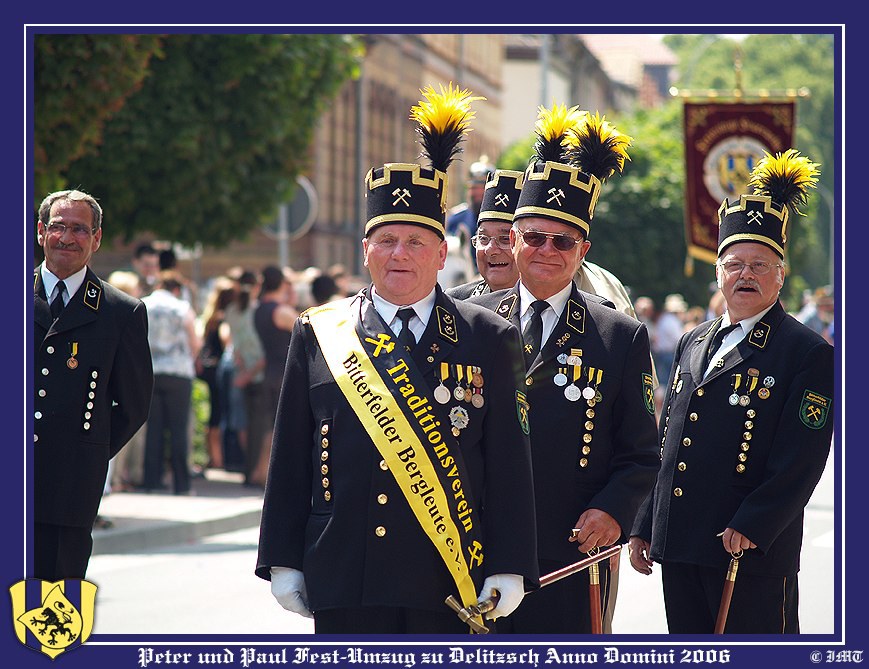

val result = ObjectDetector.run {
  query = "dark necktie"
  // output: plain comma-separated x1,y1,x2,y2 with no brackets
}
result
706,322,739,365
396,308,416,352
522,300,548,368
50,281,67,320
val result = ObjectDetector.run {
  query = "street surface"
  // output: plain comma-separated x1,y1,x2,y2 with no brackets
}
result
87,450,835,637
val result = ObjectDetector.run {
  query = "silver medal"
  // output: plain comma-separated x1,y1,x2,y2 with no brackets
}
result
565,385,582,401
582,386,596,400
763,376,775,388
453,386,465,401
729,393,740,406
554,372,568,386
566,355,581,367
434,384,451,404
471,393,484,409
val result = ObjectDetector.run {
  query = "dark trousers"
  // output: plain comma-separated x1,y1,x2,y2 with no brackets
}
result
143,374,193,494
33,522,93,581
314,606,470,634
242,381,267,484
662,561,799,633
494,557,610,634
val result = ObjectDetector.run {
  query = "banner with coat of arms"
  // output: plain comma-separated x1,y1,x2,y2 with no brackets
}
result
682,100,796,268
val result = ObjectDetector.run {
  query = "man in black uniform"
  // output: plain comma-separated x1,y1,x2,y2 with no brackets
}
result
256,84,538,634
471,105,659,633
447,168,525,300
629,150,833,634
33,189,153,581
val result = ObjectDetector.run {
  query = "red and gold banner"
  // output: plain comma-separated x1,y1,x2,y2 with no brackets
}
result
682,101,796,267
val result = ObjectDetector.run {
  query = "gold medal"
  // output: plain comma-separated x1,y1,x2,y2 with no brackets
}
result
67,342,79,370
758,387,770,399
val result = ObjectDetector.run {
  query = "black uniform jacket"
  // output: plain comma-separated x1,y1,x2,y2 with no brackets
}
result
470,283,659,565
632,301,834,577
446,279,489,301
34,267,153,528
256,285,539,613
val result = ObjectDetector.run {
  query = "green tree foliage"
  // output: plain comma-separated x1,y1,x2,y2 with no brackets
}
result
35,34,163,197
57,34,362,247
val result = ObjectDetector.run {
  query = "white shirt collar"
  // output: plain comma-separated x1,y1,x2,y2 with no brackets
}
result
518,281,573,321
41,263,87,304
723,302,777,338
370,286,436,329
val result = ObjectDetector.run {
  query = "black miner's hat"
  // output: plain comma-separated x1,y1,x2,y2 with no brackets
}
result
514,105,632,239
717,148,820,259
365,83,483,239
477,169,524,225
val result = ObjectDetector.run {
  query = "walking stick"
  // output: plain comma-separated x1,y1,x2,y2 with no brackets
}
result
445,544,622,634
714,550,742,634
588,547,603,634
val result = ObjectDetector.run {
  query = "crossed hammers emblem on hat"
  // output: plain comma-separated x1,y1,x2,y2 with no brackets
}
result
746,210,764,225
495,193,511,207
392,188,412,207
547,188,565,206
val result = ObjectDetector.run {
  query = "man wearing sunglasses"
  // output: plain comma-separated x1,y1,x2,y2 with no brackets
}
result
33,189,154,581
449,170,639,323
469,139,659,634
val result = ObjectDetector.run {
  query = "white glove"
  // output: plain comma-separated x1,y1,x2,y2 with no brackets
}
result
477,573,525,620
270,567,314,618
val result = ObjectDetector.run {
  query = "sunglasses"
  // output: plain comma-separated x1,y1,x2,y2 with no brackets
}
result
516,229,584,252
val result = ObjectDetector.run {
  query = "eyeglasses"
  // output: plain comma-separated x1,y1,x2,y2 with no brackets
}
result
44,222,96,239
717,260,782,276
470,234,512,250
516,229,583,252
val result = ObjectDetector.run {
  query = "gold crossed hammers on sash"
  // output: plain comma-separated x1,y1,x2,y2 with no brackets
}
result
364,334,395,357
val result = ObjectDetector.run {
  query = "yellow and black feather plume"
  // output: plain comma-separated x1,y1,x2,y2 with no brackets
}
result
531,103,588,164
410,83,485,174
565,112,633,181
748,149,820,216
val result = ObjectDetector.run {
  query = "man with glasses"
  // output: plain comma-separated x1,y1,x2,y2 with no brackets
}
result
629,150,834,633
447,169,524,300
449,168,639,322
34,189,153,581
470,108,659,633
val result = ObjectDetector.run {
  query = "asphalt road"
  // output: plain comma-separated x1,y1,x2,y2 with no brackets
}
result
86,450,835,637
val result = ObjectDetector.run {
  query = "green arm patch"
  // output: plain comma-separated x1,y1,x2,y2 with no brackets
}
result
642,373,655,415
800,390,831,429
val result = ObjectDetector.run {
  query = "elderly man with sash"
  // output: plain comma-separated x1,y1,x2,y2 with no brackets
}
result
255,84,538,634
470,105,660,634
